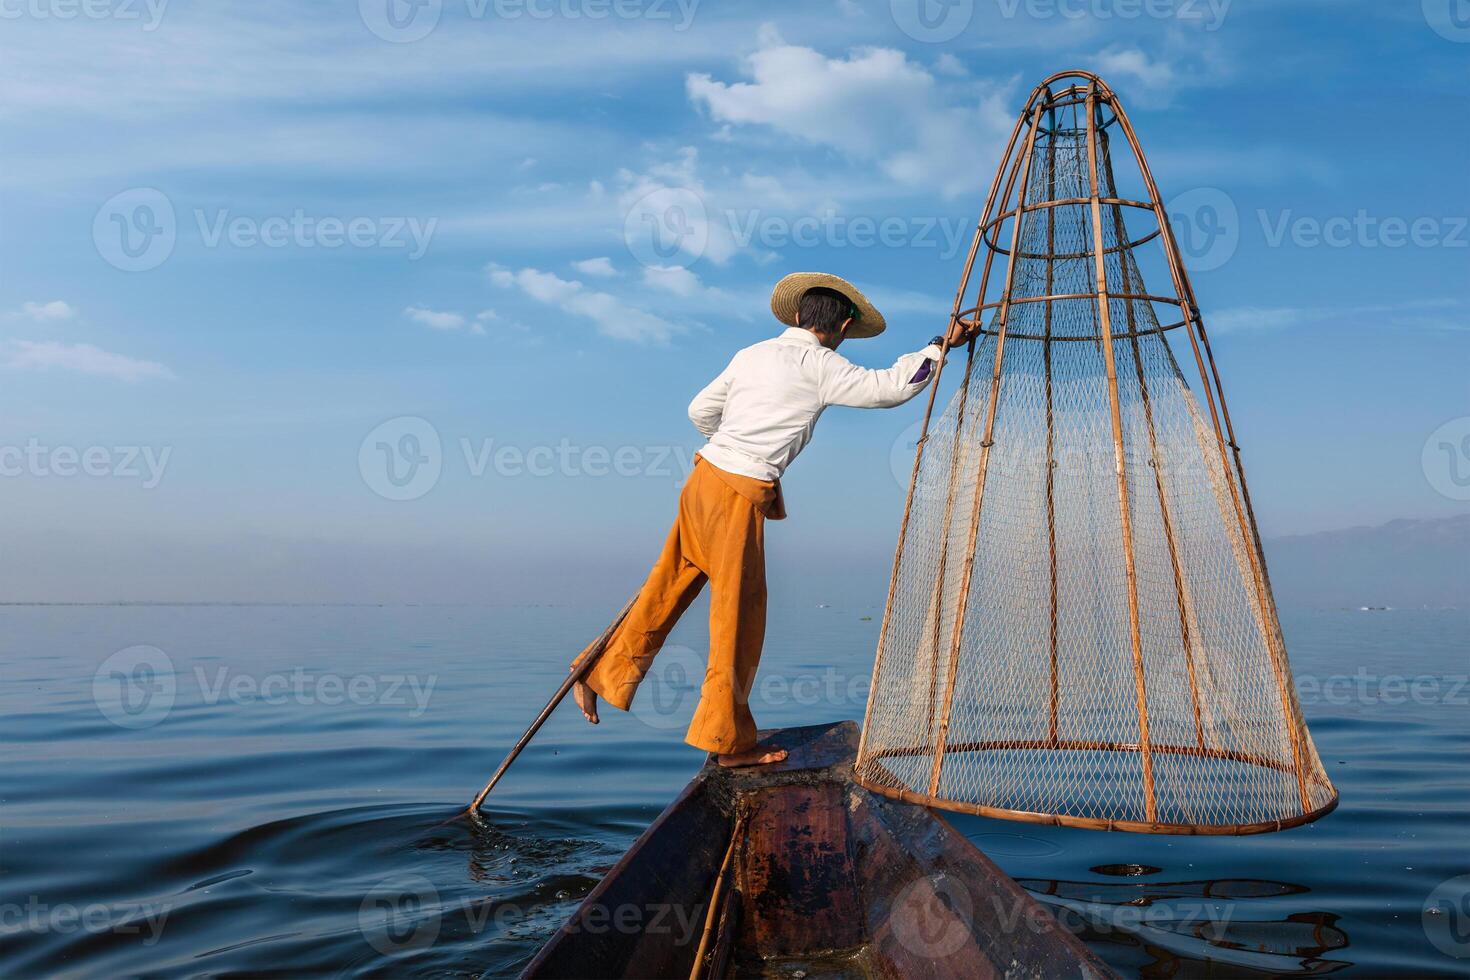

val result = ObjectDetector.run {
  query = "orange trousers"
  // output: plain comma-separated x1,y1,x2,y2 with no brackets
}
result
580,456,783,754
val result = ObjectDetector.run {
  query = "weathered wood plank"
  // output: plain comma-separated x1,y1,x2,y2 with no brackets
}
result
738,783,864,960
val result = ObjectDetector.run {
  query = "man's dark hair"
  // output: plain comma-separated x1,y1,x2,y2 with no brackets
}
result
798,287,855,333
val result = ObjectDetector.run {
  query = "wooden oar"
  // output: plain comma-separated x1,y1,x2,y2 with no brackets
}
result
462,594,637,818
689,808,745,980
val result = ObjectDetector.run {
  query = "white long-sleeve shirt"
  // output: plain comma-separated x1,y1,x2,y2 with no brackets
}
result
688,327,944,482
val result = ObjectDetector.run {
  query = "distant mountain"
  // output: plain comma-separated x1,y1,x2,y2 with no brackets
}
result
1263,514,1470,608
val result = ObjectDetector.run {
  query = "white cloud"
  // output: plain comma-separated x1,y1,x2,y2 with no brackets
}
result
475,308,535,340
642,265,705,297
2,340,173,382
572,257,618,278
738,172,804,209
934,53,968,78
1094,43,1230,109
1096,47,1177,92
476,309,536,340
404,306,468,331
1207,305,1301,334
488,263,682,344
16,300,77,322
1208,299,1465,335
688,42,924,158
685,37,1013,198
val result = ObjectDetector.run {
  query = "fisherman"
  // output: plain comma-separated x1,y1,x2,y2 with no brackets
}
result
572,273,963,767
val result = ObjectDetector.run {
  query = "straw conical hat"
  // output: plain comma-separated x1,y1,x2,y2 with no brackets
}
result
770,272,886,339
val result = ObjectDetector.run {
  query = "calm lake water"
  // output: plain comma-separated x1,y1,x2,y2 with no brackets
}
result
2,602,1466,977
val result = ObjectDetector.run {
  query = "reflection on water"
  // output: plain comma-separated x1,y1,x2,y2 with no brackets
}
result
1020,871,1351,976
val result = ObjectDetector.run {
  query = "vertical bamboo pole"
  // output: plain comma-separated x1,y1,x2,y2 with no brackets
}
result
1101,148,1207,751
927,97,1049,798
1083,86,1156,823
688,808,744,980
1108,101,1311,811
1042,113,1061,745
855,99,1037,770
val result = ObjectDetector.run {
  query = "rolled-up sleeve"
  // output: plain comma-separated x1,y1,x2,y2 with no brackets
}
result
817,344,944,409
688,366,733,438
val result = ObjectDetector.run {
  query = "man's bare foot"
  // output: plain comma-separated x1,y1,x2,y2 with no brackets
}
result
716,745,788,768
571,672,598,724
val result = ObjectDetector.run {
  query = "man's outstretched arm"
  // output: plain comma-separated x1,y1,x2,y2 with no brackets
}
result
817,341,946,409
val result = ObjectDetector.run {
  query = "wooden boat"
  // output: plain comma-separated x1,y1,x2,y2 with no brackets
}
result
521,721,1114,979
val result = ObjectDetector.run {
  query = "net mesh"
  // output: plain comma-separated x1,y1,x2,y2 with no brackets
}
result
855,99,1335,833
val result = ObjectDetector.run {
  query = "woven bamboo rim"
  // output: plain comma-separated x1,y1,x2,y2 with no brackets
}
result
855,764,1340,836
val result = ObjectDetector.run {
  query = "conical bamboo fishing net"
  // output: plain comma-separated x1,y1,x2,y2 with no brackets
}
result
854,72,1337,835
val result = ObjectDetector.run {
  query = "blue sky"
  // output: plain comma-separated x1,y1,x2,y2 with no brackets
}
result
0,0,1465,603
